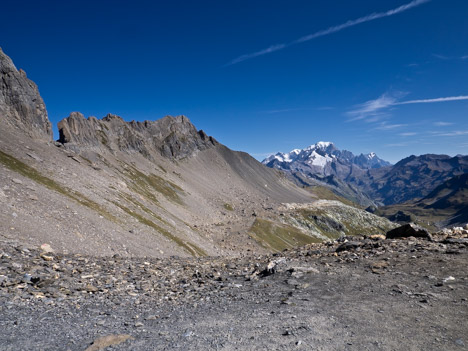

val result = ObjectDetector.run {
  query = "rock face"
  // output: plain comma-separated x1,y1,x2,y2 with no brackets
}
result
0,48,52,140
57,112,217,160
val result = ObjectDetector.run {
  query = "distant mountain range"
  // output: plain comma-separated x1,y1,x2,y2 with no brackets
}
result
262,142,391,207
263,141,390,176
263,143,468,227
377,173,468,228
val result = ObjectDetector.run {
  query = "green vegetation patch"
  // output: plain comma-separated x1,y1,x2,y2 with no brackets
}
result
248,218,320,252
118,192,170,227
223,203,234,211
119,163,184,205
97,130,109,146
0,149,116,222
112,201,206,257
296,206,396,240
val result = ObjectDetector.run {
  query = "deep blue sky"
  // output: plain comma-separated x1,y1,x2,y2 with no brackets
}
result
1,0,467,163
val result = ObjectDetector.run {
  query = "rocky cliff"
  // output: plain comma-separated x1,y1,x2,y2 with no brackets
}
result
57,112,217,160
0,47,52,140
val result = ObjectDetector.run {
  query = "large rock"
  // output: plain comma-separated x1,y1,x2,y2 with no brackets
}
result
386,223,432,240
0,48,52,140
57,112,217,160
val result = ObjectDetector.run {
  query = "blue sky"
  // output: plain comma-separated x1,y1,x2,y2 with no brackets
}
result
1,0,467,163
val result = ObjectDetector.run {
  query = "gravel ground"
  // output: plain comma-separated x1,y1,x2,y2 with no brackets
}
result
1,233,467,350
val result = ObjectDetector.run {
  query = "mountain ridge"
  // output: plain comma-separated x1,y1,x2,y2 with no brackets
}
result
262,141,391,173
57,111,217,160
262,142,391,207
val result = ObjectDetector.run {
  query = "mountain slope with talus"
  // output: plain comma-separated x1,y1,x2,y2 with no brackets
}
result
0,48,313,258
0,49,397,257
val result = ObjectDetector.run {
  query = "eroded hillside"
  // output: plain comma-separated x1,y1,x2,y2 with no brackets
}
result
0,48,397,258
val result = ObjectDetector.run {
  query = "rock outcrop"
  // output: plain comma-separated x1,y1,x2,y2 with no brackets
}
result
0,48,52,140
57,112,217,160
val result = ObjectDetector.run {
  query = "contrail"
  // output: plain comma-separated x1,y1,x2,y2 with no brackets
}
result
227,0,430,66
397,96,468,105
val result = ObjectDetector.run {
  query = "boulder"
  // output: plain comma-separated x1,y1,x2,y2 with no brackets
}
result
336,241,362,252
386,223,432,240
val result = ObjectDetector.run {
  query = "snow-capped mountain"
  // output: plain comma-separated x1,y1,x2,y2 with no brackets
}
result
262,142,390,175
262,142,391,207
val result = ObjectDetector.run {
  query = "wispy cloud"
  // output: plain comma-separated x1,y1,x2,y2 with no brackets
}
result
385,142,412,147
433,130,468,137
348,93,468,121
433,54,468,61
375,122,407,130
399,132,418,136
432,54,450,60
347,92,403,121
226,0,430,66
433,121,454,126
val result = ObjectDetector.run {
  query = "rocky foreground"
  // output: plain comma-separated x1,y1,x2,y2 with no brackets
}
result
1,228,468,351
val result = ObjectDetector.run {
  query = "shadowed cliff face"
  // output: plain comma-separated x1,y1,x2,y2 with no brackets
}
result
0,48,52,140
57,112,217,160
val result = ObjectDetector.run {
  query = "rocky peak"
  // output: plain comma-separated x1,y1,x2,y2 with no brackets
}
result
0,48,52,140
57,113,217,160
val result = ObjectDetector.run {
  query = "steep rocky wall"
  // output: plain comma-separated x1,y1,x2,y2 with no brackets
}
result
0,48,52,140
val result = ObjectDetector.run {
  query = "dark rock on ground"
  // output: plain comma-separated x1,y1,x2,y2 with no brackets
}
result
386,223,432,240
336,241,362,252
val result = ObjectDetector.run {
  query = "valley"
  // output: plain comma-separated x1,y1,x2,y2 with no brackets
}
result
1,46,467,351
